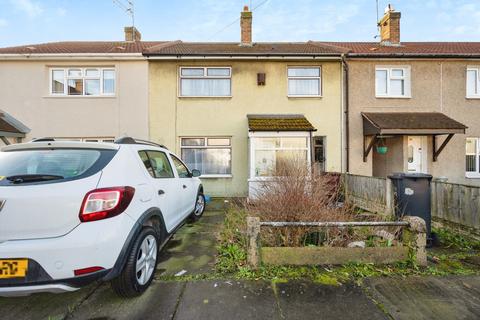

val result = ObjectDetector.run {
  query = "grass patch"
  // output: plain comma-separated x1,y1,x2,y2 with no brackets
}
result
433,227,480,251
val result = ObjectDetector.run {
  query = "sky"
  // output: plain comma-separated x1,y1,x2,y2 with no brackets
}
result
0,0,480,47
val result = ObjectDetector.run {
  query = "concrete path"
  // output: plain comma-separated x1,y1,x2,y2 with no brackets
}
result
365,276,480,320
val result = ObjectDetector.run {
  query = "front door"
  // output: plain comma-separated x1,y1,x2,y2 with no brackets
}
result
407,136,427,173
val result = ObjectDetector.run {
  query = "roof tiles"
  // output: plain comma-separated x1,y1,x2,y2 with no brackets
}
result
247,114,316,131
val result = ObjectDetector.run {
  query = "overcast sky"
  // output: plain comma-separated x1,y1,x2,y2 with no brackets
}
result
1,0,480,47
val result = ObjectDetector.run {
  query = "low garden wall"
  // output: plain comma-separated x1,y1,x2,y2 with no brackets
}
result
246,216,427,268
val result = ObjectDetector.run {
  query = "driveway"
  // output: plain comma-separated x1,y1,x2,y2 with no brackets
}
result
1,200,480,319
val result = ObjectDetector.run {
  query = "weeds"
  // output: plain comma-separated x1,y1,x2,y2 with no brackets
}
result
433,227,480,251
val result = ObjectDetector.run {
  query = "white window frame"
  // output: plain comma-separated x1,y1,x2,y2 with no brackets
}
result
49,67,116,96
248,131,311,181
466,67,480,99
287,66,322,97
178,67,232,98
180,136,232,178
375,66,411,98
466,137,480,178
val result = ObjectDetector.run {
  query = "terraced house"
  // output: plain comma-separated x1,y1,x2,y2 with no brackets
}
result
0,28,154,143
0,5,479,196
333,6,479,186
145,7,345,197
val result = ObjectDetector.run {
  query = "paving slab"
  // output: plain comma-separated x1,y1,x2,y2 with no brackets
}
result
174,280,279,320
69,281,184,320
365,276,480,320
156,209,223,276
275,281,388,320
0,284,97,320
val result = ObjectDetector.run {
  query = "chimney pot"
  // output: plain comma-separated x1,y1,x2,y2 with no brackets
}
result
378,4,401,46
124,26,141,42
240,6,253,46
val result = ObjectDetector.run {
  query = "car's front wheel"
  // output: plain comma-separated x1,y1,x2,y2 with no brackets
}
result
111,226,159,297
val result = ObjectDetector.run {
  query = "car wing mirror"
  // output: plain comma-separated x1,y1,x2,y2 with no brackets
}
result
191,169,201,177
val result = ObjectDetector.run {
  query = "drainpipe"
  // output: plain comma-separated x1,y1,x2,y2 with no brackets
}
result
341,54,350,172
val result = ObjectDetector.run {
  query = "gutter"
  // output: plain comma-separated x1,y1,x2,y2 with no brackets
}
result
348,53,480,59
145,55,343,60
341,54,350,172
0,53,146,61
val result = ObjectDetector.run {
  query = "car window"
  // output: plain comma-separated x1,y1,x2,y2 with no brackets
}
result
138,151,155,178
0,149,100,178
139,151,174,179
171,154,190,178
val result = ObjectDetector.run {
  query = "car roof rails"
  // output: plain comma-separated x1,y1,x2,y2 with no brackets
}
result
31,137,56,142
114,137,168,150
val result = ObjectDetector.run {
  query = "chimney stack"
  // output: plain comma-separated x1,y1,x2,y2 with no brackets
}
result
124,26,141,42
240,6,252,46
378,4,401,46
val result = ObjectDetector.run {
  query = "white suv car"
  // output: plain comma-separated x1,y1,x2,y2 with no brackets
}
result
0,137,205,297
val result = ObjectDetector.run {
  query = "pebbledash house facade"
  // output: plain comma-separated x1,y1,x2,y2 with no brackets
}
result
0,5,480,197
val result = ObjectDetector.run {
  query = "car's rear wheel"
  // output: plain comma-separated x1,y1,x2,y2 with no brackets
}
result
189,191,205,222
111,226,159,297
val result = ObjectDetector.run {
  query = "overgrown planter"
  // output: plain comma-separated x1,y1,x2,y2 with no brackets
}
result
246,216,427,268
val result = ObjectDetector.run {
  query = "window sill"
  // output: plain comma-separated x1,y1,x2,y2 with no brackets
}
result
44,95,116,99
466,173,480,179
287,95,322,99
466,96,480,100
200,174,232,179
178,96,232,99
375,95,411,99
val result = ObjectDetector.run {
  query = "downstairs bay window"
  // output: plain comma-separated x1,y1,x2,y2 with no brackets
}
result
466,138,480,178
249,133,311,179
180,137,231,177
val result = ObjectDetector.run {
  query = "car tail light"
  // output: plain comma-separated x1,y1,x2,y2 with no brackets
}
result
79,186,135,222
74,266,105,276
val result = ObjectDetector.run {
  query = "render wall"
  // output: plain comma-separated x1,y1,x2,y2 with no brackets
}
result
149,60,343,197
348,59,480,186
0,59,149,140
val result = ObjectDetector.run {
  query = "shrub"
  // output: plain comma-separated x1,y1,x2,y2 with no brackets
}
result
247,160,359,247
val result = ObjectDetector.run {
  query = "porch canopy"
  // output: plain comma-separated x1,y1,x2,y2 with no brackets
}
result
0,110,30,144
362,112,467,162
247,114,316,132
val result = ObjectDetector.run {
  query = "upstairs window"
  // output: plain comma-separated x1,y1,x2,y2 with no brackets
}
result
50,68,116,96
467,67,480,98
287,67,321,96
375,67,411,98
179,67,231,97
466,138,480,178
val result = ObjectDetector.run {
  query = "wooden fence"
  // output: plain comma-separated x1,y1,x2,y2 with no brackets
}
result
344,173,480,235
344,174,393,215
431,181,480,234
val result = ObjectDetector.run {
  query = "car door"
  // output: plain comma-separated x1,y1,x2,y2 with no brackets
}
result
169,154,197,218
138,150,179,232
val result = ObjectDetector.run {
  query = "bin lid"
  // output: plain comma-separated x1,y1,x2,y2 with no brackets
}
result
388,172,433,180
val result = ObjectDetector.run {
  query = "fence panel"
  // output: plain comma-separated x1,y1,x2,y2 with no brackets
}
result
345,174,388,213
431,181,480,233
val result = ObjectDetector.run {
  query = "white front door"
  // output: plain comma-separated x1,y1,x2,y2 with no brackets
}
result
407,136,427,173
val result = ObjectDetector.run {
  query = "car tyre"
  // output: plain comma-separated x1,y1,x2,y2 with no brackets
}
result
111,226,159,297
189,191,205,222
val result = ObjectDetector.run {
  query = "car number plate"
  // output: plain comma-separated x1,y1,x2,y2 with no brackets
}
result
0,259,28,279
